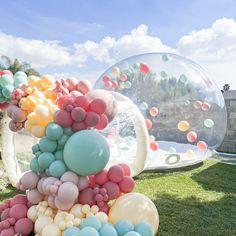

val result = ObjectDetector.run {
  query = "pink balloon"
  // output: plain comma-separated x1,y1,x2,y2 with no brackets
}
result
187,131,197,143
84,112,100,127
103,181,121,200
87,90,117,122
95,114,108,130
20,171,39,189
9,195,27,207
197,141,208,150
76,80,92,94
0,70,13,77
74,95,91,110
41,177,58,194
0,227,15,236
11,107,27,122
37,177,46,194
89,99,106,115
1,209,10,221
47,196,56,209
54,197,74,210
8,120,19,132
118,163,131,176
55,110,73,128
57,96,74,110
140,63,150,74
99,202,109,214
27,189,44,205
70,90,83,98
9,204,28,220
72,121,86,132
78,176,90,191
57,182,79,203
61,171,79,185
107,165,125,183
67,77,78,91
94,170,108,186
14,218,33,236
78,188,95,205
71,107,86,122
119,176,135,193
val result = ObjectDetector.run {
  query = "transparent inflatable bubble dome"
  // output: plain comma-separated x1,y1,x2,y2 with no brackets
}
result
95,53,227,170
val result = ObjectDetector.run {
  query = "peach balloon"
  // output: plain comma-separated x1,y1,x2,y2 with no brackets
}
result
109,192,159,234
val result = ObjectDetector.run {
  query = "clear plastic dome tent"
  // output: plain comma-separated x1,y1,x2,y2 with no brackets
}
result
94,53,227,170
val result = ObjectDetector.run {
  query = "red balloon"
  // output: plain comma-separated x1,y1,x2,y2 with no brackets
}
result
88,175,95,188
78,188,95,205
84,112,100,127
94,170,108,186
55,110,73,127
118,163,131,176
0,70,13,77
89,99,107,115
145,119,152,130
103,181,120,200
119,176,135,193
72,121,86,132
0,102,9,111
71,107,86,122
74,95,91,110
107,165,124,183
95,114,109,130
140,63,150,74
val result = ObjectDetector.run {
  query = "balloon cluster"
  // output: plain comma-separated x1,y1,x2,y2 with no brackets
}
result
79,164,135,213
0,70,28,104
0,195,33,236
0,74,159,236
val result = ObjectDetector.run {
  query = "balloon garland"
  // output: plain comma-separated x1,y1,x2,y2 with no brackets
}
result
0,70,159,236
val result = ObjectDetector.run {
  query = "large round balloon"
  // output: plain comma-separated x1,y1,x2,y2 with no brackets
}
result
63,130,110,176
109,192,159,234
94,53,227,170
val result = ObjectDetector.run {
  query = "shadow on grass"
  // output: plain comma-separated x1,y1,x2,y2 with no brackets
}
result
0,185,22,202
192,162,236,194
155,192,236,236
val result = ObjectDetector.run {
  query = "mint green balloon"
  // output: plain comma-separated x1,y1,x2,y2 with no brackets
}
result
57,134,69,146
14,71,27,80
49,160,67,177
39,137,57,152
30,157,43,173
38,152,55,169
54,150,63,160
63,127,74,136
204,119,214,128
63,130,110,176
2,85,14,99
0,75,14,86
13,76,28,87
46,123,63,140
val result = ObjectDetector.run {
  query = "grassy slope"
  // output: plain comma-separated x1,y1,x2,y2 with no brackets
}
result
0,161,235,236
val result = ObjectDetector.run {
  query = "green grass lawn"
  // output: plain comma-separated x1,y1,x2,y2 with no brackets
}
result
0,160,235,236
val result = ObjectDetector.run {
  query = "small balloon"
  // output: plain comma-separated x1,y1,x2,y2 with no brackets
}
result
204,119,214,128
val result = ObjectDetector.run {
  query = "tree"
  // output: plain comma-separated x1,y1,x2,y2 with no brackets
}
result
0,55,40,76
223,84,230,91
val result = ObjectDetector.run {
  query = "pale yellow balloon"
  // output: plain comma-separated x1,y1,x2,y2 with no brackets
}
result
70,204,84,218
40,75,55,90
31,125,46,138
177,120,190,132
41,224,61,236
109,192,159,234
34,215,53,234
44,89,57,101
54,212,68,224
28,75,41,87
186,149,195,158
111,66,120,77
27,205,38,222
24,119,32,132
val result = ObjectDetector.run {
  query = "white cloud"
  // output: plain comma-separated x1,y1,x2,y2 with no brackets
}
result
177,18,236,62
73,24,173,65
0,33,72,67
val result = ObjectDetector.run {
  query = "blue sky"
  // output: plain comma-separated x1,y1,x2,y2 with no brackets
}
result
0,0,236,88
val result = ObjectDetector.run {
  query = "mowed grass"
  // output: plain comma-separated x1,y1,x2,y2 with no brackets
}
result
0,161,235,236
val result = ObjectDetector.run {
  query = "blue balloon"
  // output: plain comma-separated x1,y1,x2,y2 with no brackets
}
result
54,150,64,161
135,222,154,236
99,223,118,236
80,216,101,231
38,152,55,170
30,157,43,173
63,127,74,136
49,160,67,177
32,144,40,154
63,227,80,236
63,130,110,176
124,232,142,236
58,134,70,146
115,220,134,236
78,227,99,236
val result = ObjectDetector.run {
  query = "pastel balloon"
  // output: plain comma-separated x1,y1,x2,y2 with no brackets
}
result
49,160,67,177
78,176,90,190
186,149,194,157
109,193,159,234
94,170,108,185
177,121,190,132
55,110,73,128
135,221,154,236
78,227,99,236
87,90,117,122
78,188,95,205
204,119,214,128
60,171,79,185
38,152,55,169
193,100,202,109
40,75,55,90
118,176,135,193
9,204,28,220
115,220,134,235
99,223,118,236
27,189,44,204
63,130,110,176
107,165,124,183
14,218,34,236
103,181,120,200
46,123,64,140
54,197,74,210
57,182,79,203
197,141,208,150
145,119,152,130
20,171,39,189
0,74,14,86
77,80,92,94
149,107,158,117
202,102,211,111
41,223,61,236
187,131,197,143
